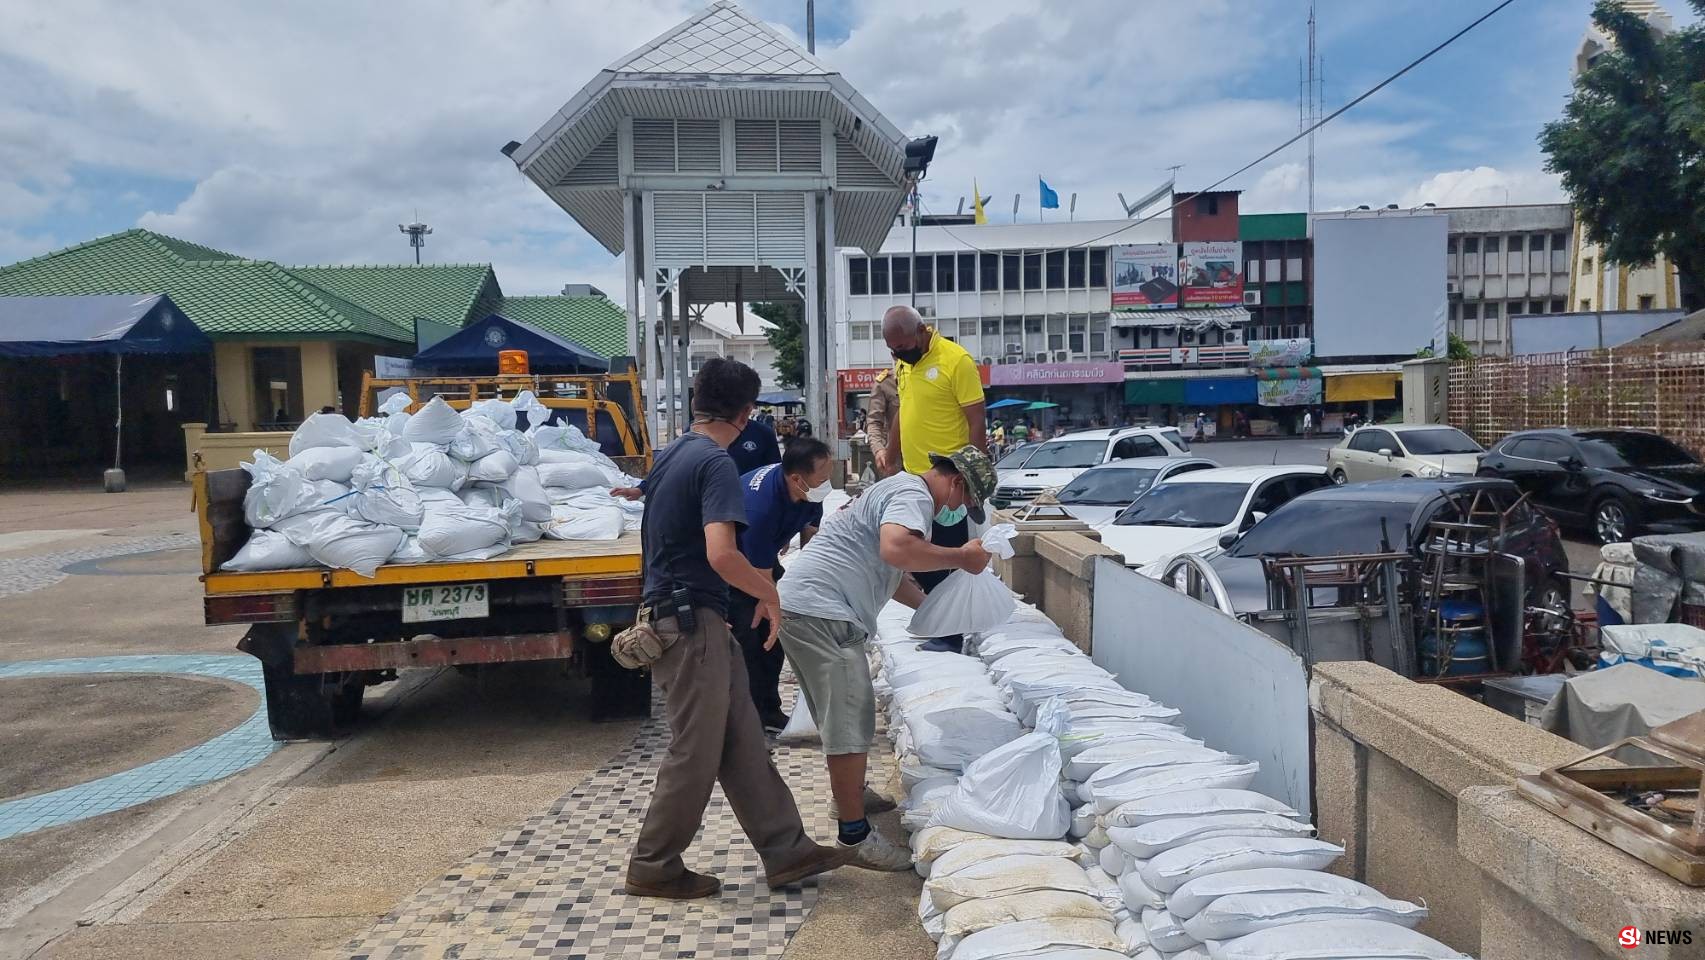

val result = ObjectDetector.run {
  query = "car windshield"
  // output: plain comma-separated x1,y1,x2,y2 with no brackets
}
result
1577,432,1697,469
1229,498,1414,557
1113,482,1246,528
1398,428,1482,456
1162,428,1189,452
997,444,1039,469
1022,439,1107,469
1057,468,1161,505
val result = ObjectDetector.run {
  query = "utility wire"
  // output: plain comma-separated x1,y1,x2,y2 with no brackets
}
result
918,0,1521,254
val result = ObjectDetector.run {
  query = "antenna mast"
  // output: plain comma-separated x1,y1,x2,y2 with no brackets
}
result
1306,1,1318,218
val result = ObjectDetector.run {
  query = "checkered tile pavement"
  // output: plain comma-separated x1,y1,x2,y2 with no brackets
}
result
343,693,839,960
0,530,195,599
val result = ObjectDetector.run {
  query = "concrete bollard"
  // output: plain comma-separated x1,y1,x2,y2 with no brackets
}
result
103,468,127,493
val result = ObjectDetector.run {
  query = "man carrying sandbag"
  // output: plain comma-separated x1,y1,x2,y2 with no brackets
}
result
623,357,847,900
776,444,996,870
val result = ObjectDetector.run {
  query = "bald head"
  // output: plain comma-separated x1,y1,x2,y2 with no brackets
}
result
882,305,930,365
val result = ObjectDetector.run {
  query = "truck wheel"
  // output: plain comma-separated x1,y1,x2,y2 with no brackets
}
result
259,659,360,741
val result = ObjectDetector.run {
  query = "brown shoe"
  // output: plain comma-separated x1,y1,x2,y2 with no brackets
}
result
765,843,853,888
623,868,722,900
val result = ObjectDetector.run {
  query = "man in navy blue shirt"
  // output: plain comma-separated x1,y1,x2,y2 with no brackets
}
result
730,436,832,733
728,416,782,475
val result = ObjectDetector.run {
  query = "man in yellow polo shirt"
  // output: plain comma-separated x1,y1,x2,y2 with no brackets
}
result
881,305,987,653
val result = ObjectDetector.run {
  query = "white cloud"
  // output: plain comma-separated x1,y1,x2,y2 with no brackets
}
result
1396,165,1562,208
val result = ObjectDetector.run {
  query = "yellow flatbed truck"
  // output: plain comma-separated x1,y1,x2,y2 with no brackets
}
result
194,362,654,739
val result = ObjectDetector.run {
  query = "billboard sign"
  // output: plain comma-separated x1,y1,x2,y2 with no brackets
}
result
988,361,1125,386
1257,376,1322,407
1180,241,1244,306
1110,244,1179,310
1246,338,1314,368
1313,213,1447,358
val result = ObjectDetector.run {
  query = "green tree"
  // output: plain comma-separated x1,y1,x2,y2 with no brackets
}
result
1540,0,1705,310
754,301,803,390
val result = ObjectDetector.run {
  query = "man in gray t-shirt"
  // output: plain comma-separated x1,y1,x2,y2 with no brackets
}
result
775,445,996,871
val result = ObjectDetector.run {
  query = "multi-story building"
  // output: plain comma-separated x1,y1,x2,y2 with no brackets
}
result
1441,203,1574,354
686,307,782,393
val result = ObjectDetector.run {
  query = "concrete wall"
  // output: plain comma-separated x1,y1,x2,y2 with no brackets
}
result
182,423,290,480
991,524,1116,652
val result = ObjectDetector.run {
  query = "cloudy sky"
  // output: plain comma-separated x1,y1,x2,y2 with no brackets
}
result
0,0,1660,305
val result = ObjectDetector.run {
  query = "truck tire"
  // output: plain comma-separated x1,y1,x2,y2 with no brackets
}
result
259,659,361,741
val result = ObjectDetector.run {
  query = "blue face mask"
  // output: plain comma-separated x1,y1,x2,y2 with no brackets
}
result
935,503,968,526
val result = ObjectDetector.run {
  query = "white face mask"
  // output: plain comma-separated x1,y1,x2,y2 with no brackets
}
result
804,478,833,502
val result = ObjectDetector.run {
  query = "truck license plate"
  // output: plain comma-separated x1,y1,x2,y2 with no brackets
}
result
401,583,489,623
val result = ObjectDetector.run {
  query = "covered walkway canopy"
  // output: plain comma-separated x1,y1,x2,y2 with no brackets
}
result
411,314,609,374
0,293,208,356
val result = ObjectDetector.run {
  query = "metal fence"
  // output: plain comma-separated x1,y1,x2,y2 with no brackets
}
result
1450,344,1705,457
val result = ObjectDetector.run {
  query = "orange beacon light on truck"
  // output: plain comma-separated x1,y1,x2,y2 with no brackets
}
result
498,350,530,375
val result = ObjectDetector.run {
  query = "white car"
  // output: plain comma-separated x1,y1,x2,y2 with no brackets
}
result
989,427,1193,511
1094,465,1332,576
1050,457,1220,527
1327,424,1484,484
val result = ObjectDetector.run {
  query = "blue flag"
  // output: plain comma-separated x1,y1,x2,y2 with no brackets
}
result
1039,178,1060,209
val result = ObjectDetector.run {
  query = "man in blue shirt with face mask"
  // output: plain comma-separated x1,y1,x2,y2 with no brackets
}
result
730,436,833,733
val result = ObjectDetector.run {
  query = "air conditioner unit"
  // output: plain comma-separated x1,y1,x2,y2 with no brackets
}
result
1053,350,1069,362
1005,343,1023,356
917,305,936,318
1033,352,1048,364
1242,290,1262,306
981,356,995,366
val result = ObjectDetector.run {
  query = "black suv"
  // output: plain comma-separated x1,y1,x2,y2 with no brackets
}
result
1478,428,1705,543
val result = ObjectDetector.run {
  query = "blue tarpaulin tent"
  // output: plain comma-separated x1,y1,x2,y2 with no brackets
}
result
0,294,208,357
412,314,609,374
757,390,803,406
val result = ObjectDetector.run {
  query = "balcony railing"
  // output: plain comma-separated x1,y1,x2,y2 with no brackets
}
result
1118,343,1251,370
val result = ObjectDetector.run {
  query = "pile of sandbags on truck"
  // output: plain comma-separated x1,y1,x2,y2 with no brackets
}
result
869,592,1470,960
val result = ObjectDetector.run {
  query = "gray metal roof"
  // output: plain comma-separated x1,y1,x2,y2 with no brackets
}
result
612,2,830,76
1110,307,1251,330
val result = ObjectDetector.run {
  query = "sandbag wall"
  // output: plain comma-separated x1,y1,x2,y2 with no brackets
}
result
871,598,1474,960
222,393,644,576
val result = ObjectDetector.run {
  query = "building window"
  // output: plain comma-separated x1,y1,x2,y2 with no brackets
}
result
958,253,977,291
849,257,869,295
1264,257,1280,281
1002,315,1022,358
1246,259,1262,283
1447,238,1457,254
1463,237,1479,254
1197,195,1219,216
1639,294,1656,310
1089,249,1108,288
870,256,889,295
1463,303,1480,320
1022,252,1042,290
978,253,997,291
1508,236,1524,253
1067,249,1086,287
1484,302,1500,319
913,255,932,293
1552,232,1570,250
1089,313,1108,354
1530,234,1546,252
1551,298,1566,313
1485,237,1500,254
1285,256,1303,281
1002,253,1021,291
1043,251,1063,289
1528,300,1544,315
891,255,910,295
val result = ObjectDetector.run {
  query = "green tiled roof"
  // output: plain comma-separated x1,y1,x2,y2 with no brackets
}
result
0,229,408,344
290,263,499,330
498,296,629,357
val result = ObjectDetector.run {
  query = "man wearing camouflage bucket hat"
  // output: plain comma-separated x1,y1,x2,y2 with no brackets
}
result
775,443,996,871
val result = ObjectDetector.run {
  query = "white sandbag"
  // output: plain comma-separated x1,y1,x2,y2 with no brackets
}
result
534,422,602,455
1070,742,1228,784
450,416,502,461
927,700,1071,840
940,892,1113,948
417,501,517,559
542,503,624,541
1170,869,1381,921
946,917,1124,960
1140,837,1345,895
1081,825,1109,850
497,465,552,523
1140,907,1196,954
904,781,963,835
1210,919,1467,960
241,452,321,528
465,398,517,431
928,839,1082,880
497,429,539,466
378,392,413,416
1105,790,1300,831
349,417,410,459
1184,890,1427,943
389,536,431,564
511,520,544,543
459,486,506,508
909,525,1018,637
1115,914,1150,955
288,412,358,456
906,704,1024,771
1069,803,1097,840
911,826,1001,867
925,855,1098,911
1118,868,1167,913
401,396,463,445
345,457,425,530
1061,728,1200,764
286,445,364,484
1109,814,1315,860
779,697,820,744
537,458,609,490
509,389,548,430
468,449,519,484
221,530,314,571
1092,763,1263,814
904,761,962,794
1097,842,1125,876
397,443,467,490
272,510,404,578
1083,864,1124,911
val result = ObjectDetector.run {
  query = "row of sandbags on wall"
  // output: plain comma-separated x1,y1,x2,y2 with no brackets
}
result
868,598,1474,960
222,393,643,577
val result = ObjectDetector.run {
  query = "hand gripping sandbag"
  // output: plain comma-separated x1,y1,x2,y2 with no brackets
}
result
908,524,1018,637
926,698,1071,840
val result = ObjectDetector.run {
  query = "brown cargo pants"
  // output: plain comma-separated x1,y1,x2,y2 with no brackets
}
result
627,607,820,884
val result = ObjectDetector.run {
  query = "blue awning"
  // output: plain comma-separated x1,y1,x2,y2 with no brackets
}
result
0,294,209,357
758,390,803,406
412,314,609,374
986,398,1028,410
1183,376,1257,405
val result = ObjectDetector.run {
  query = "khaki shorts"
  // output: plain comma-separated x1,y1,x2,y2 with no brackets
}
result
777,612,874,756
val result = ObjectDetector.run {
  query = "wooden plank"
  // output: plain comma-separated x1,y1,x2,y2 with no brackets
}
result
1519,776,1705,885
200,467,252,575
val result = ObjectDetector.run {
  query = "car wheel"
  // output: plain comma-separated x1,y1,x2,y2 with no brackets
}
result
1592,494,1637,545
1331,468,1348,485
1533,577,1571,616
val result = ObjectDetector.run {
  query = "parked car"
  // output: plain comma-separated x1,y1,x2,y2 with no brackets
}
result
994,441,1042,478
1477,428,1705,543
1050,457,1219,527
1205,477,1569,615
990,426,1193,510
1096,465,1331,576
1326,424,1484,484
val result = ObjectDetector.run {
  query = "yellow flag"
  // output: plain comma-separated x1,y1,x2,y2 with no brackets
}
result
972,180,987,225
